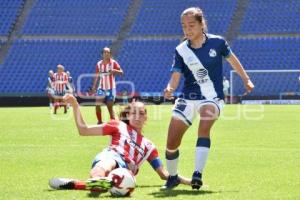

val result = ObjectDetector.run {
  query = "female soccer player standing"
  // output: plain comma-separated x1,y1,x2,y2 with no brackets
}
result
92,47,123,124
162,7,254,190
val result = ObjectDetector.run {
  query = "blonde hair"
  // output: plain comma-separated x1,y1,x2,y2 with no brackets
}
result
181,7,208,33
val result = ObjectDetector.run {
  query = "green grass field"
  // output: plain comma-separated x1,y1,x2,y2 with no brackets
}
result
1,105,300,200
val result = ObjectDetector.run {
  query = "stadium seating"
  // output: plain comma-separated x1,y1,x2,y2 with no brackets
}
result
117,39,180,94
0,0,24,36
22,0,130,35
0,39,111,94
224,37,300,75
0,0,299,98
224,37,300,96
130,0,237,35
240,0,300,34
0,39,4,48
231,72,300,97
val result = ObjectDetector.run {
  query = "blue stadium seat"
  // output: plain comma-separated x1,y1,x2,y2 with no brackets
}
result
0,39,112,94
223,37,300,96
0,0,24,36
130,0,237,35
240,0,300,34
116,39,181,94
22,0,131,35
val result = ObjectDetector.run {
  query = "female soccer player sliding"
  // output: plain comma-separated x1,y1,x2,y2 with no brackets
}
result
49,94,191,191
162,7,254,190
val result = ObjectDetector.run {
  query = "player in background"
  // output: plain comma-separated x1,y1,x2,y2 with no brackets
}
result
49,94,191,191
66,71,75,94
92,47,123,124
162,7,254,190
223,76,230,103
46,70,55,109
66,71,75,109
53,64,69,114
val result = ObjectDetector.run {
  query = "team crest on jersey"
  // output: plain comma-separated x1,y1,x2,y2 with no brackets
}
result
209,49,217,57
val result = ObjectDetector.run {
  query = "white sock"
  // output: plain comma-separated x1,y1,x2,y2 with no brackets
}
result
166,150,179,176
195,147,210,173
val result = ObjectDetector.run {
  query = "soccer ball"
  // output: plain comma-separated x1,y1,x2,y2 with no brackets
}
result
108,168,136,197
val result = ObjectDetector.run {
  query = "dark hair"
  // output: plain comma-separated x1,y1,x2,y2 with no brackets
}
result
181,7,208,33
119,102,147,125
119,105,131,125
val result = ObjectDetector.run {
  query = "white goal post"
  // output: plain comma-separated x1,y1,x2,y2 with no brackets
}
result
230,70,300,104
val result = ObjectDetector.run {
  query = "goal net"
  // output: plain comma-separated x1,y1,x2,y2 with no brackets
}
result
230,70,300,104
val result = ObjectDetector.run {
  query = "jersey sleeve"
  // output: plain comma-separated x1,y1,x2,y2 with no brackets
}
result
147,148,163,170
102,120,119,135
220,38,232,58
113,61,121,70
170,49,184,73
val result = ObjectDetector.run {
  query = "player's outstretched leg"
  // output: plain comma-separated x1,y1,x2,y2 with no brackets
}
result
49,178,76,190
85,177,113,190
49,177,112,191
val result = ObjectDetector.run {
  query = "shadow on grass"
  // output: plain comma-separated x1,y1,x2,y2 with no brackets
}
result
136,184,162,188
149,189,238,198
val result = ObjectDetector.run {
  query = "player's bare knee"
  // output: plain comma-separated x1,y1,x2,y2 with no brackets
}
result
90,166,106,178
167,140,180,150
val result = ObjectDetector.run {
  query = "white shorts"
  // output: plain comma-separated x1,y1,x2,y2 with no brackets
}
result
172,98,224,126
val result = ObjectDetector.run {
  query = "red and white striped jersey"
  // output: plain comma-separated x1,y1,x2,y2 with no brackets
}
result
102,120,159,174
95,59,121,90
53,72,68,93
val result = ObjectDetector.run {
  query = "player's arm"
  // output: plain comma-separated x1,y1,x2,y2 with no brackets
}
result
63,94,104,136
164,49,183,100
147,148,191,185
47,78,52,88
110,62,123,76
164,72,181,100
92,69,100,93
226,53,254,93
149,158,191,185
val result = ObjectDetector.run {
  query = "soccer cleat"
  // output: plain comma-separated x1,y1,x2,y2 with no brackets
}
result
191,171,203,190
49,178,75,190
86,177,113,190
161,175,180,190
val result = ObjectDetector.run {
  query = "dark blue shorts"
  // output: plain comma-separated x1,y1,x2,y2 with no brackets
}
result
96,89,116,102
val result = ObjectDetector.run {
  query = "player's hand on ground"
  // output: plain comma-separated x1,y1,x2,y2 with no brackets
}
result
63,94,78,106
244,79,254,94
178,175,191,185
127,161,138,175
164,87,174,100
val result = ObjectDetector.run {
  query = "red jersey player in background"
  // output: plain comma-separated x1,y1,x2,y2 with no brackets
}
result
49,94,191,191
92,47,123,124
53,64,69,114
